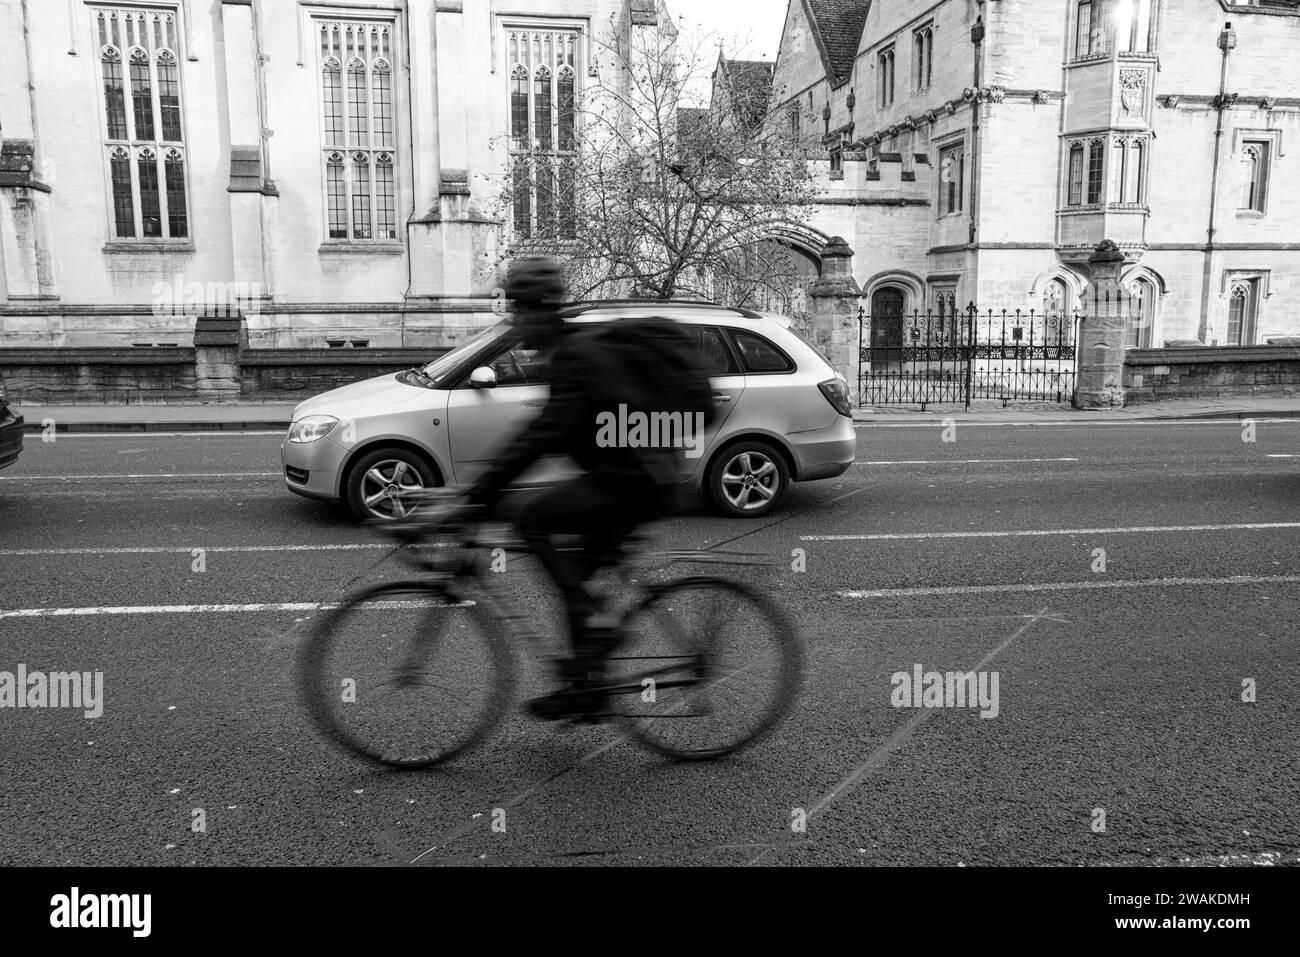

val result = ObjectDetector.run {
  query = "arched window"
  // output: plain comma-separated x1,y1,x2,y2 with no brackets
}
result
101,46,128,140
1110,139,1126,202
1067,143,1084,205
322,57,342,146
914,27,933,90
157,50,182,142
1118,0,1155,54
1127,139,1144,203
350,151,371,239
1226,281,1256,346
510,65,529,149
1075,0,1095,58
317,20,397,244
1087,139,1104,204
137,146,161,237
129,48,154,140
1125,277,1155,348
371,58,393,149
557,67,575,151
1240,144,1261,210
534,65,552,150
346,57,366,149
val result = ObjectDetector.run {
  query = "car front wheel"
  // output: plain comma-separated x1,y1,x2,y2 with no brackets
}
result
344,446,440,521
706,441,789,518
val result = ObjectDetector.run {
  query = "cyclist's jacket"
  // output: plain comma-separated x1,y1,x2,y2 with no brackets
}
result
466,317,714,512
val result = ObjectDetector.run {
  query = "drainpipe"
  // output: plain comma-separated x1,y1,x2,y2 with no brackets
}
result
1198,21,1236,344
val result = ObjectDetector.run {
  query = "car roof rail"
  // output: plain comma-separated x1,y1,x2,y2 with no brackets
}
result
558,299,765,320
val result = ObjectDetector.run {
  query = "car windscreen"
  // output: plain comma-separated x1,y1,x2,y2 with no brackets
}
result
421,321,512,386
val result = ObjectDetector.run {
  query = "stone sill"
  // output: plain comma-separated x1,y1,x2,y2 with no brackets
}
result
317,243,405,255
1126,345,1300,365
102,242,196,254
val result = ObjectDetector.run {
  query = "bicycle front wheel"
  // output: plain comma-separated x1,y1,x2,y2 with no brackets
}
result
611,577,802,760
297,580,514,768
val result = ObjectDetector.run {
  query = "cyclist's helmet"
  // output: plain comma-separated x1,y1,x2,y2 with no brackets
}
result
503,256,565,309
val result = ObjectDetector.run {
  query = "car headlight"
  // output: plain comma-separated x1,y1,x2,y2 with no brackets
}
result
287,414,340,443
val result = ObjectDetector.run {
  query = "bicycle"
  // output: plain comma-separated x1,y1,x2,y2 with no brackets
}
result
296,490,802,767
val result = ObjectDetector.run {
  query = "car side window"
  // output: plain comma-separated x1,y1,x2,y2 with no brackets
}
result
729,330,794,373
693,326,740,375
487,344,547,387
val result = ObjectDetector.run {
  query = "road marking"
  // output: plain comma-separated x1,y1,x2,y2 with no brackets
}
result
748,609,1053,866
1267,454,1296,458
0,472,281,481
836,574,1300,600
0,597,472,619
803,521,1300,542
26,430,285,438
854,418,1300,429
0,542,410,557
855,457,1078,465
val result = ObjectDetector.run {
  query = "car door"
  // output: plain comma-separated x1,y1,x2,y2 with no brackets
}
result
683,324,746,478
444,337,578,487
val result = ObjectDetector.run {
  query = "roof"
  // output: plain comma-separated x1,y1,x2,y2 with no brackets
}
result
804,0,872,85
560,300,764,321
720,57,774,132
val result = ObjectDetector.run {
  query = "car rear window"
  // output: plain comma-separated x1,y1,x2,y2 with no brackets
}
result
728,329,795,373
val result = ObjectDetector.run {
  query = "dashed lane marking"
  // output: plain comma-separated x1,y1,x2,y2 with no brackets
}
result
803,521,1300,542
836,574,1300,600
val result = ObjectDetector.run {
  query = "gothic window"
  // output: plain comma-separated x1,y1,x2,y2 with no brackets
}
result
318,20,398,241
507,25,580,240
95,6,188,240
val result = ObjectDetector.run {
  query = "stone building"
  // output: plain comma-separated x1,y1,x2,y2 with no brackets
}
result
0,0,674,347
766,0,1300,348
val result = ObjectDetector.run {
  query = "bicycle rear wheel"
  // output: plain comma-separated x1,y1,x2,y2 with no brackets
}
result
610,577,801,760
297,580,514,768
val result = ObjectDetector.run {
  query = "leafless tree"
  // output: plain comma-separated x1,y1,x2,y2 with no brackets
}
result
486,22,816,306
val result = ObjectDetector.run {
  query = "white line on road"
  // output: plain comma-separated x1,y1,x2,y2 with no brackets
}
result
855,457,1079,465
836,574,1300,600
0,542,406,557
0,597,472,619
27,431,285,438
0,472,281,481
803,521,1300,542
1267,454,1296,458
854,418,1300,429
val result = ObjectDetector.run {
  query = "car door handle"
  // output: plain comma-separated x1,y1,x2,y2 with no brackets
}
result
712,393,732,402
522,401,545,408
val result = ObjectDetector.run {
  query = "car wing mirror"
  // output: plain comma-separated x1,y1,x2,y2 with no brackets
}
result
469,366,497,389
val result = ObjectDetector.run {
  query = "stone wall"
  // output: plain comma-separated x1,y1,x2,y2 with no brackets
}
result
0,347,450,404
1123,346,1300,403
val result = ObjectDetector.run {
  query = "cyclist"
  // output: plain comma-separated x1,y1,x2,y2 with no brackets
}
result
451,257,708,720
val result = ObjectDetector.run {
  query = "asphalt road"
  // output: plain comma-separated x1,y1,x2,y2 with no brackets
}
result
1,418,1297,866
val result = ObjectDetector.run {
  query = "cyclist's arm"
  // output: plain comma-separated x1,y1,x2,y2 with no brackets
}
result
465,342,593,510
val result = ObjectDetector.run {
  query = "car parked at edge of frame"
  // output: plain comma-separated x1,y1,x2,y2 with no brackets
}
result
280,300,856,520
0,370,24,473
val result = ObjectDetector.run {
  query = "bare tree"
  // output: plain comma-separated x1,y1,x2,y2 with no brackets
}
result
487,22,816,305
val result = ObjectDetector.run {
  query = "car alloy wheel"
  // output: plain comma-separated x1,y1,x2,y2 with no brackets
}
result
719,449,781,512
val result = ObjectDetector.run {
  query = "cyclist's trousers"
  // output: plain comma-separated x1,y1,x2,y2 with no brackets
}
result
516,475,671,661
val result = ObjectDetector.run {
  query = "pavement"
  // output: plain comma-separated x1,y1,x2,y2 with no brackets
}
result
15,395,1300,432
1,419,1298,866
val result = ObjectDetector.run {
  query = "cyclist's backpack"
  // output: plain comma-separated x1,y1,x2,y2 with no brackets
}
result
595,316,718,433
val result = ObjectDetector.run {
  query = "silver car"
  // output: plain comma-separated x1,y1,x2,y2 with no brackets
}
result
281,301,855,519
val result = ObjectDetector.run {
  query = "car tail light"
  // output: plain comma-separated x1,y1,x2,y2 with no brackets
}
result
818,378,852,417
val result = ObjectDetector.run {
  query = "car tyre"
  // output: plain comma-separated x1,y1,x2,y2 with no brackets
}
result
344,446,441,521
706,440,789,518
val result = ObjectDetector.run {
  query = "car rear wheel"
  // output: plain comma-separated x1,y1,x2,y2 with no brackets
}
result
345,446,441,521
706,440,789,518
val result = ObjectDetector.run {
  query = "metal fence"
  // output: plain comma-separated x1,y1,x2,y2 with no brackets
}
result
858,304,1082,409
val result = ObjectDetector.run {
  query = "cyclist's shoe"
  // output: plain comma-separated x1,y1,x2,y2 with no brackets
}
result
526,684,603,721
